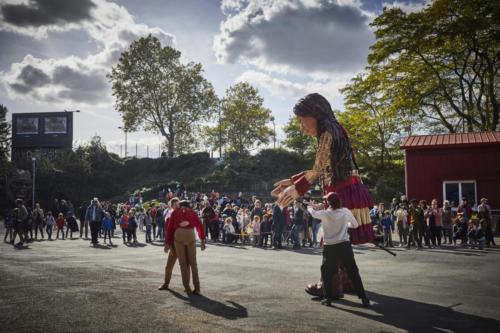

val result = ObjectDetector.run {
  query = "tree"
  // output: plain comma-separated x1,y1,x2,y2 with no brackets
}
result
0,104,11,164
204,82,273,155
108,35,217,157
282,117,317,157
340,70,403,169
369,0,500,132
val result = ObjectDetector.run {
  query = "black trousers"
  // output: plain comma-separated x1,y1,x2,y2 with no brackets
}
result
430,226,442,246
273,224,284,248
34,223,44,239
408,224,422,247
209,223,219,241
90,221,100,244
322,241,367,300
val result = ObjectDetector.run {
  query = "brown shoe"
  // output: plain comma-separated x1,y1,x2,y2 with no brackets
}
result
184,288,193,294
158,284,169,290
192,289,200,295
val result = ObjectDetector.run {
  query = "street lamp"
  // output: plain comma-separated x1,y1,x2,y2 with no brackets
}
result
118,126,128,157
270,116,276,149
218,98,222,158
32,156,36,210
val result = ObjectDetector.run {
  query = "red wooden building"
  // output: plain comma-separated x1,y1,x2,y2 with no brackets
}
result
400,132,500,210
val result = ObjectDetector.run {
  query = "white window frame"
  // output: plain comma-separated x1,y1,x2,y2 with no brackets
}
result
442,180,477,207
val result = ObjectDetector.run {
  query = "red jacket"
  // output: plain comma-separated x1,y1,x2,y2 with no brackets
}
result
166,207,204,246
56,217,65,229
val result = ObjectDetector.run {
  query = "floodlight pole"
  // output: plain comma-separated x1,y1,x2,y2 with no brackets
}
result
32,156,36,210
118,126,128,157
218,98,222,158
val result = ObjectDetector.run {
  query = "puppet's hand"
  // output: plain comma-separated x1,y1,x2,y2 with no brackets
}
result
277,185,299,208
271,179,293,197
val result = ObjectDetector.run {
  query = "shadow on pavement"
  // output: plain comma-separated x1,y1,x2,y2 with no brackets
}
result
125,242,147,248
208,242,248,250
354,245,488,257
280,247,322,255
333,291,500,333
168,289,248,320
91,244,111,250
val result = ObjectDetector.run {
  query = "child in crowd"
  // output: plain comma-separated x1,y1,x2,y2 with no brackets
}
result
128,209,138,244
65,214,79,239
102,212,114,245
119,213,129,244
476,219,487,250
452,214,466,246
381,210,394,247
467,220,477,248
3,210,14,243
252,215,261,247
395,206,408,247
260,213,272,248
55,213,65,240
223,217,235,244
45,211,55,240
136,208,145,232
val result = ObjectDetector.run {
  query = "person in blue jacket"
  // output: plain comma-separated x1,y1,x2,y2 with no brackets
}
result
380,210,394,247
102,212,114,246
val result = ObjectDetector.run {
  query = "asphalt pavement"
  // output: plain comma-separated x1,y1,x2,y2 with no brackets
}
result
1,227,499,333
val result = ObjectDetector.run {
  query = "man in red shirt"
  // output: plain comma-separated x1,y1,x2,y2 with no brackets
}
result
165,200,206,294
159,198,180,291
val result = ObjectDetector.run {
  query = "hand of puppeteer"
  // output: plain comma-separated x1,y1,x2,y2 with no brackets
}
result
277,185,300,208
271,179,293,197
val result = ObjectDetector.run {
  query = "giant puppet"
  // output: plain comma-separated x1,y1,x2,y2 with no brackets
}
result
272,93,374,298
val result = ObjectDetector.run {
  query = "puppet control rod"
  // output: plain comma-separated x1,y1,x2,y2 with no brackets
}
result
372,241,397,256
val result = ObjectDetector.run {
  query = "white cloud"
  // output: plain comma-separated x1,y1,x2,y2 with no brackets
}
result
381,0,430,13
1,0,175,106
214,0,375,77
236,69,350,102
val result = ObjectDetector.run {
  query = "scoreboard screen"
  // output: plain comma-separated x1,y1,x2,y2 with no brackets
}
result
12,112,74,161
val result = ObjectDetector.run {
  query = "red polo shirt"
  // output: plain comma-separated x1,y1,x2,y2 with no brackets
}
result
165,207,205,246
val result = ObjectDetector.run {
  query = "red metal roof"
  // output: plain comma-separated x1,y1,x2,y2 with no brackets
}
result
400,132,500,150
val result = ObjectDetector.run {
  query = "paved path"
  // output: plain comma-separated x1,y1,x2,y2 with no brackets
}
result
1,228,499,333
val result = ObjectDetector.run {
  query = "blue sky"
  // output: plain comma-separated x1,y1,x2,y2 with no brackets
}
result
0,0,428,157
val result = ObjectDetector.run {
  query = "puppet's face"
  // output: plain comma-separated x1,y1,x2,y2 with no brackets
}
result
297,116,318,136
6,169,32,204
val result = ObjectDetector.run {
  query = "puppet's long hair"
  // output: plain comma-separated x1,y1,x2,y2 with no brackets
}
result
293,93,358,183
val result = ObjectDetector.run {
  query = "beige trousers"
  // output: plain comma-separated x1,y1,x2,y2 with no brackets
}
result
164,250,177,286
174,228,200,291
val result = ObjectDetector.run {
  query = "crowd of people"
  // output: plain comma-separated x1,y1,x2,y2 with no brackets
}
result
2,192,497,251
370,196,497,250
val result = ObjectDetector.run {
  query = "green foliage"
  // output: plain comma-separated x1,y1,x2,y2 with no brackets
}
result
340,69,403,169
282,117,317,158
204,82,273,155
108,34,217,157
362,162,405,205
199,148,312,195
369,0,500,132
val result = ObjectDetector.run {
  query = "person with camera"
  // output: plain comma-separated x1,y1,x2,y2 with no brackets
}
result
85,198,104,246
